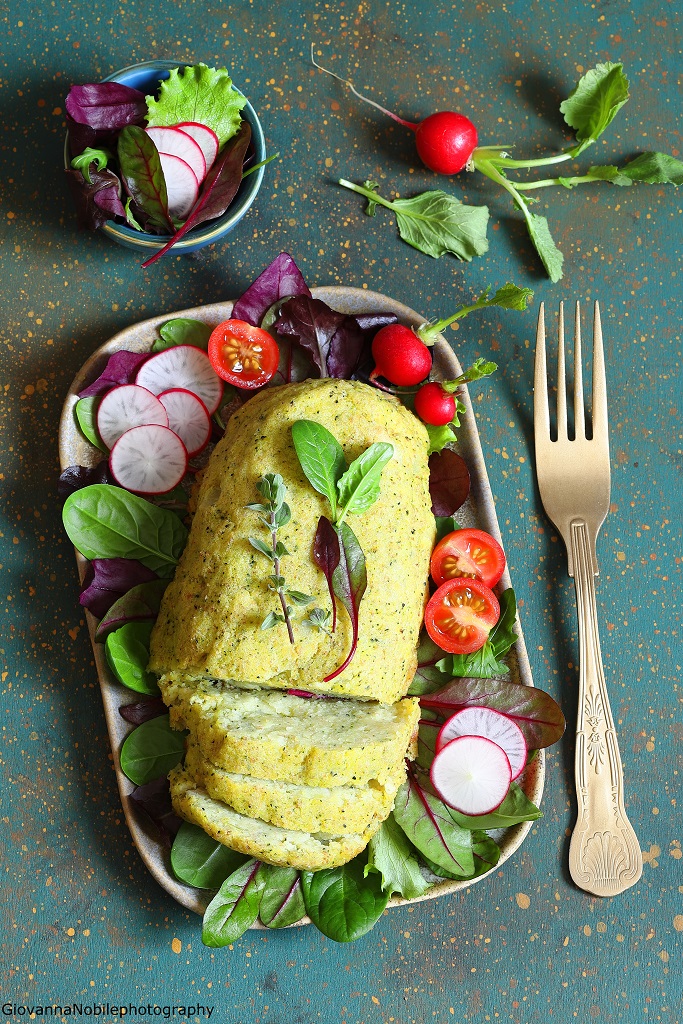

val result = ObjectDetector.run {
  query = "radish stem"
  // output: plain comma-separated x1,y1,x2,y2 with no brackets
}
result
311,45,417,130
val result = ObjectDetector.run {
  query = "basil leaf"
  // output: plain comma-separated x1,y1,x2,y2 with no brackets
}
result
620,151,683,185
560,62,630,156
392,773,475,876
95,578,169,641
365,815,430,899
422,830,500,880
526,211,565,283
202,859,267,947
117,125,174,233
336,442,393,520
75,397,107,452
291,419,346,515
301,855,389,943
119,714,185,785
153,318,212,353
171,822,248,889
62,484,188,573
259,866,306,929
104,620,160,695
448,782,542,831
325,521,367,681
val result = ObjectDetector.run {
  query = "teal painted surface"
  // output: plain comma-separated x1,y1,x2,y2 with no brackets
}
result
1,0,681,1022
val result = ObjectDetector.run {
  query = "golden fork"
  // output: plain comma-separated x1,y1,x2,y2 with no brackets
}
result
534,301,642,897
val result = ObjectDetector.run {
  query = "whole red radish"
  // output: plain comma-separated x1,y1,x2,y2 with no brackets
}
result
369,324,432,386
414,381,456,425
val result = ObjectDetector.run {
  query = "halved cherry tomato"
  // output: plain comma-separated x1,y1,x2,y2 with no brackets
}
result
207,319,279,389
430,528,506,589
424,578,500,655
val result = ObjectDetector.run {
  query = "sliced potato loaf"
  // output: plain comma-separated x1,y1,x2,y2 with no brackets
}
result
160,677,419,788
170,771,377,871
181,738,405,835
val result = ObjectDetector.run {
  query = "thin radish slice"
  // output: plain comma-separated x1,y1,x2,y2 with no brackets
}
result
430,735,511,816
173,121,219,171
109,424,188,495
96,384,169,450
146,126,207,182
158,388,211,456
157,152,199,220
436,706,528,781
136,345,224,415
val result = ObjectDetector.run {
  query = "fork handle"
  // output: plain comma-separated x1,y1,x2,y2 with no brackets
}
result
567,520,643,897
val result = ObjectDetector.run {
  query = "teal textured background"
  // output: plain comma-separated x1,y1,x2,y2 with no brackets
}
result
1,0,681,1021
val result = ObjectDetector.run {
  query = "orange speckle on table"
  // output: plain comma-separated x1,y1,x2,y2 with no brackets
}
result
171,937,182,954
7,212,15,220
673,916,683,932
37,98,45,107
371,996,380,1006
52,106,62,115
515,893,530,909
66,927,75,936
583,924,592,936
68,627,80,641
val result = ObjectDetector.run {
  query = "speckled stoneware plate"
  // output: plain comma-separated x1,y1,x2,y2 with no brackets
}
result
59,286,544,924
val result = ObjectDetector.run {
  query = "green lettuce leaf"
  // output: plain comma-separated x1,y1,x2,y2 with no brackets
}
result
146,64,246,147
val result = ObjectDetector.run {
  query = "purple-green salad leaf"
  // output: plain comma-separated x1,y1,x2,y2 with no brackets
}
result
312,516,341,633
202,859,267,947
428,448,471,516
324,520,367,682
79,557,158,619
78,350,150,398
117,125,174,233
65,167,126,231
392,769,475,877
118,697,167,726
232,252,311,326
57,462,114,502
95,578,169,641
275,295,367,379
129,775,182,848
66,82,147,134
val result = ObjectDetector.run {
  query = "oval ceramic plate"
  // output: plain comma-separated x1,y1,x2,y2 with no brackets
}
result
59,287,544,923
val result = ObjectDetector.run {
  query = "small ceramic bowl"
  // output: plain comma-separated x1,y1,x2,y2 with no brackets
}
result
65,59,266,257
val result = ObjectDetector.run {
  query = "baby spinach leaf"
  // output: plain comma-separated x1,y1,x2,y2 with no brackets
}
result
560,62,630,156
620,151,683,185
117,125,174,233
259,866,306,928
365,815,430,899
392,772,475,877
119,714,185,785
95,579,169,641
422,830,500,880
446,588,518,679
171,822,248,889
75,397,107,452
336,442,393,521
448,783,542,831
145,63,246,148
301,855,389,943
79,557,158,619
153,318,212,353
324,521,367,682
104,620,159,694
62,484,188,573
526,211,564,283
202,859,267,947
291,420,346,516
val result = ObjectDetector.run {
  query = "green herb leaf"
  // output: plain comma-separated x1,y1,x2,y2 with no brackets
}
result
117,125,174,233
418,282,533,345
74,397,107,452
448,782,542,830
392,773,475,877
171,821,248,889
620,151,683,185
526,212,565,282
259,866,306,929
285,590,315,606
261,611,285,630
152,318,213,353
249,537,275,559
146,63,247,149
202,859,267,947
365,815,430,898
104,620,159,695
306,606,333,633
291,419,347,517
95,579,169,641
62,484,188,574
119,714,185,785
301,855,389,943
70,146,113,183
560,62,630,156
336,442,393,521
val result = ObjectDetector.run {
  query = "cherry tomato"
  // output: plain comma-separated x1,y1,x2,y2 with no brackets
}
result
430,528,506,588
208,319,279,389
414,382,456,426
424,578,500,655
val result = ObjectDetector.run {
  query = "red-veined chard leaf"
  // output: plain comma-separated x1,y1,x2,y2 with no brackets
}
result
392,769,475,877
448,782,542,831
428,449,471,516
313,515,341,633
232,252,312,327
324,521,367,682
79,557,158,619
202,859,267,947
79,350,150,398
301,855,389,943
141,122,252,268
259,866,306,929
95,578,169,641
117,125,174,233
415,717,441,772
422,830,500,880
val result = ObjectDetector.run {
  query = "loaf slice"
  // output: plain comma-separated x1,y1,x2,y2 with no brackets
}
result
160,677,419,788
181,738,405,835
170,769,376,870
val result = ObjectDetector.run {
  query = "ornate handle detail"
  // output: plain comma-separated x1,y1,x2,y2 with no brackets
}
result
567,520,643,897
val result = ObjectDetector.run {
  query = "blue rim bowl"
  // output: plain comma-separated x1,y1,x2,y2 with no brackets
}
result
65,59,265,257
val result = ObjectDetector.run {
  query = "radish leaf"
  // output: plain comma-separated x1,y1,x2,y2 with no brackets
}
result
146,64,246,148
202,859,267,947
560,62,630,156
620,151,683,185
526,211,564,283
117,126,174,233
259,866,306,929
301,855,389,942
171,822,248,889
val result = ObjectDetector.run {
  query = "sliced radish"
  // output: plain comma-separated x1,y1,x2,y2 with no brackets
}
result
174,121,219,172
146,126,207,183
430,735,511,816
158,388,211,456
96,384,168,450
157,152,199,220
135,345,224,415
109,424,188,494
436,706,528,781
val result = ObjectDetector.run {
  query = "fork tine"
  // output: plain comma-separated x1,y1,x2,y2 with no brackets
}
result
573,302,585,439
592,301,608,442
556,302,567,439
534,303,550,439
